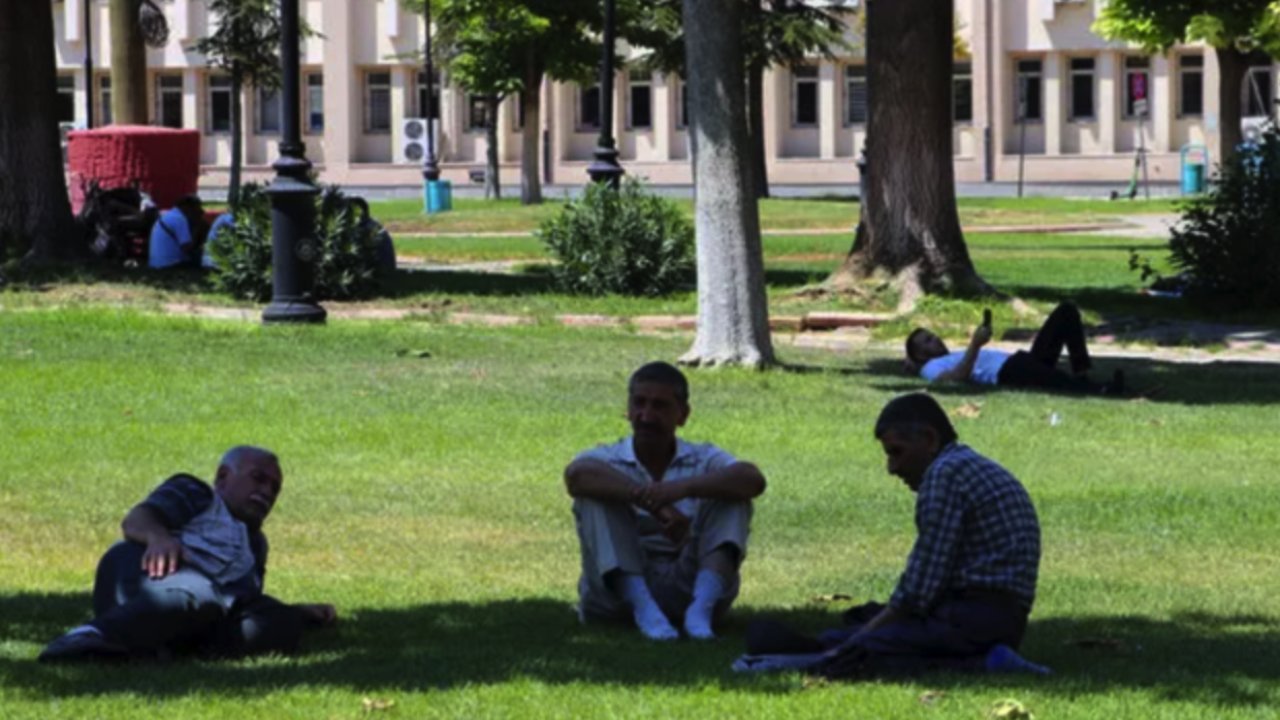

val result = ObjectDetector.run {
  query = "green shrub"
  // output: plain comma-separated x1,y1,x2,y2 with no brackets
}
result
208,183,384,302
537,177,694,296
1159,124,1280,308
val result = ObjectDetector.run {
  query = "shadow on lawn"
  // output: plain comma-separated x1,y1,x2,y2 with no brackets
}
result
3,592,1277,707
853,355,1280,406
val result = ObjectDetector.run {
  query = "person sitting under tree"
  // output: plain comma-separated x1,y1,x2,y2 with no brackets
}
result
564,362,767,641
39,446,337,662
904,302,1124,396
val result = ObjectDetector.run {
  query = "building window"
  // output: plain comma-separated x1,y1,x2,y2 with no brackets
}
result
953,62,973,123
675,81,688,129
415,69,440,120
1178,54,1203,117
1014,59,1042,121
844,65,867,126
1124,56,1151,119
1069,57,1095,121
155,74,184,128
305,73,324,133
578,85,600,131
206,75,232,134
628,71,652,129
364,71,391,133
56,75,76,124
1244,63,1274,118
256,86,281,134
512,92,525,131
99,75,112,126
467,94,492,131
791,65,818,127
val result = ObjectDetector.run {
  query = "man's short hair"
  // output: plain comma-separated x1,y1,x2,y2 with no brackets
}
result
905,328,932,365
874,393,958,446
629,362,689,404
219,445,278,474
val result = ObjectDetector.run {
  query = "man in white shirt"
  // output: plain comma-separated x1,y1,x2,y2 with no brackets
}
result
564,362,767,641
904,302,1122,395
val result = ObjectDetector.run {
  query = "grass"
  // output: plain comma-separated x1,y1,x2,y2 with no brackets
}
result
1,309,1278,719
375,196,1178,235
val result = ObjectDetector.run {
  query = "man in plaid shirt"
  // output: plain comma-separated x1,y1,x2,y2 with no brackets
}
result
820,393,1047,678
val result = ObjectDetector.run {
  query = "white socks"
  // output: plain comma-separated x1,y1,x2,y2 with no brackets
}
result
683,570,725,640
65,625,102,638
617,574,678,641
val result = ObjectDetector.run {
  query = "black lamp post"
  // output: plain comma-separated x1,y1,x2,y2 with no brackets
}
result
586,0,623,185
422,0,440,182
262,0,325,324
84,0,94,128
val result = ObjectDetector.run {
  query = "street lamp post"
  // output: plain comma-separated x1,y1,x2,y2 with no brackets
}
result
422,0,440,182
586,0,623,186
262,0,325,324
83,0,95,128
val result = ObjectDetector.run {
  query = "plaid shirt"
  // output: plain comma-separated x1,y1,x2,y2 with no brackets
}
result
889,443,1040,615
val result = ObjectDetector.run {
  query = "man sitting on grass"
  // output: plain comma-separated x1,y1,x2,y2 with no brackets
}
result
39,446,337,663
818,393,1048,678
565,362,767,641
905,301,1123,396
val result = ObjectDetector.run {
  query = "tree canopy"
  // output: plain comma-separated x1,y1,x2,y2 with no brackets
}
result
1094,0,1280,55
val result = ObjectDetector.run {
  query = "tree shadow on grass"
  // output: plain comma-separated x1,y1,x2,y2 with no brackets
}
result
3,592,1276,707
1003,285,1280,329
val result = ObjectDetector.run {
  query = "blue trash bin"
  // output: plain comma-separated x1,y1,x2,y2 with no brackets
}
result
426,180,453,214
1180,144,1209,195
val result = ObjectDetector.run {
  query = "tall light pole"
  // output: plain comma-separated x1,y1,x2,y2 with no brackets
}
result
262,0,325,324
586,0,623,186
84,0,94,128
422,0,440,182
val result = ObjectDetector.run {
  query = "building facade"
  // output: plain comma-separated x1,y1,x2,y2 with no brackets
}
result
50,0,1278,189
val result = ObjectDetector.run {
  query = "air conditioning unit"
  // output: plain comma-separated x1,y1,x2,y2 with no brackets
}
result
398,117,440,164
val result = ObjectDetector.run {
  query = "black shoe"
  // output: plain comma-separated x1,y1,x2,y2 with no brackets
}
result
38,630,129,663
1103,369,1126,397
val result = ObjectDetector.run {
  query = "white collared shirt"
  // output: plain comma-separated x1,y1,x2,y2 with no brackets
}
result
575,437,737,555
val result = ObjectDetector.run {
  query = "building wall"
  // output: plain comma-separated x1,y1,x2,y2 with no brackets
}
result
50,0,1279,189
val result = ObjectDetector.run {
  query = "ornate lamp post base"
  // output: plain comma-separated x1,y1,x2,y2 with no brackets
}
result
587,145,624,187
261,161,325,324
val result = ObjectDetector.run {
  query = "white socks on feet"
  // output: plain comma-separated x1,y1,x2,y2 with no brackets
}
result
618,574,678,641
683,570,725,640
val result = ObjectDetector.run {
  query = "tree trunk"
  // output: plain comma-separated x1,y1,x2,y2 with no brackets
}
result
484,95,501,200
0,0,80,268
110,0,148,125
520,60,543,205
748,60,770,199
229,72,243,209
828,0,988,297
679,0,775,369
1215,45,1247,166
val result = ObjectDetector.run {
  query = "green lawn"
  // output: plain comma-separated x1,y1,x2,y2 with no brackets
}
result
375,196,1178,234
1,309,1277,719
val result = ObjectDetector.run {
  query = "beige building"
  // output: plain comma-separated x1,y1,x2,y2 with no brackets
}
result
50,0,1277,189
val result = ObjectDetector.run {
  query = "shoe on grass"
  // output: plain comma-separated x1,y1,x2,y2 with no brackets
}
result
38,629,129,664
984,644,1051,675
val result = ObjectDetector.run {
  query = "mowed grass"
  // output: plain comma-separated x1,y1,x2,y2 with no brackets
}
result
376,196,1177,234
1,309,1278,719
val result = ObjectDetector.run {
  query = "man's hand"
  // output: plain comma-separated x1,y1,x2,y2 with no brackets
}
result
633,481,688,512
296,603,339,627
971,323,992,348
141,534,184,579
653,505,691,546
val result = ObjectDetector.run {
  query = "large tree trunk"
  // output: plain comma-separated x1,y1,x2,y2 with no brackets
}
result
520,59,543,205
110,0,148,125
484,95,501,200
229,72,243,209
679,0,775,369
828,0,988,298
0,0,80,269
1215,45,1247,166
747,60,770,199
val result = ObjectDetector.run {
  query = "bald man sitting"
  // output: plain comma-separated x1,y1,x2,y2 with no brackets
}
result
39,447,336,662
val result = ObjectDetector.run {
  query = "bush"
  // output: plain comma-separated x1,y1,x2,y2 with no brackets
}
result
208,183,384,302
537,177,694,296
1156,124,1280,308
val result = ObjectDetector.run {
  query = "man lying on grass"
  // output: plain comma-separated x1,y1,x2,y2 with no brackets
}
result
818,393,1048,677
39,446,337,663
905,301,1125,396
564,362,767,641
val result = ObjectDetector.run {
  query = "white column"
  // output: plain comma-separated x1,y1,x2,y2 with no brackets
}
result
183,69,199,132
174,0,193,43
384,0,401,39
653,73,672,160
322,0,360,172
1044,53,1063,155
1097,51,1118,154
1152,53,1174,152
66,0,82,42
818,60,838,159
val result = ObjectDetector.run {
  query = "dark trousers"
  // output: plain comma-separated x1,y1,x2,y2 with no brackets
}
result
90,542,306,659
819,595,1029,678
998,302,1103,394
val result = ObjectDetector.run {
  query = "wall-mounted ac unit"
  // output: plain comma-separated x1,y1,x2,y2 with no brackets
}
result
398,117,440,164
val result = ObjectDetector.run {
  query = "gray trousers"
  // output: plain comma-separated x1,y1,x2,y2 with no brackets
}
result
573,497,752,623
